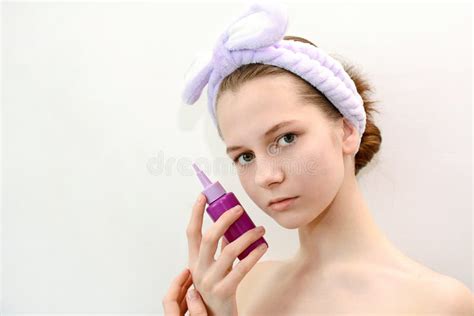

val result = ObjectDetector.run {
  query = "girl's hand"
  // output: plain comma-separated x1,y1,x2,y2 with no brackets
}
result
162,239,233,315
186,193,268,316
162,267,208,315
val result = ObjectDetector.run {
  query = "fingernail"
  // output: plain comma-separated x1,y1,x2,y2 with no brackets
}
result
258,243,268,251
255,226,265,233
196,194,204,203
233,205,243,213
187,288,198,300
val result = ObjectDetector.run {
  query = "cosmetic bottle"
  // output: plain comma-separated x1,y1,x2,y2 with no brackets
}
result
192,162,268,260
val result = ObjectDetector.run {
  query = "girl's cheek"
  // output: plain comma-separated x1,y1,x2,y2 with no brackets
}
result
299,150,324,178
239,173,254,191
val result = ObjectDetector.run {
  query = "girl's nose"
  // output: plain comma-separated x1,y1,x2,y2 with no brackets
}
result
254,159,285,188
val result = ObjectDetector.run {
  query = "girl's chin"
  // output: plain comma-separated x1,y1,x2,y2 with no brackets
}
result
276,218,304,230
272,209,308,229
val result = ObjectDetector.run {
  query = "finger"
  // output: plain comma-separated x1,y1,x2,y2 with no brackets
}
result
219,242,268,293
220,237,232,275
178,271,193,303
186,193,207,266
179,294,188,314
197,205,244,268
179,273,193,313
162,268,191,315
214,226,266,279
186,288,208,316
220,236,229,253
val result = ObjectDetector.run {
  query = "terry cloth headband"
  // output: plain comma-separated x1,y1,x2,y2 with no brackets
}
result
181,1,366,151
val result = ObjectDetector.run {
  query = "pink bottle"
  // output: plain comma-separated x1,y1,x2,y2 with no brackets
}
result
192,162,268,260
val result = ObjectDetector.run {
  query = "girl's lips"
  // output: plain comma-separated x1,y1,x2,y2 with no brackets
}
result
268,196,298,211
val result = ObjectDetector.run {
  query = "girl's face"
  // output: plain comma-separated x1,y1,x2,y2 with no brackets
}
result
217,74,356,229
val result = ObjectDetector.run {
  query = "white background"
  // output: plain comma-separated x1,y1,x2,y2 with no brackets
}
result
2,0,472,314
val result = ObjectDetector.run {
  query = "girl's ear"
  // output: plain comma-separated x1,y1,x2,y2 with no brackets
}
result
341,117,360,156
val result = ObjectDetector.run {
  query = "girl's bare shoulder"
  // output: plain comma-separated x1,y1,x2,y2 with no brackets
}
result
358,258,474,314
412,266,474,314
236,258,474,315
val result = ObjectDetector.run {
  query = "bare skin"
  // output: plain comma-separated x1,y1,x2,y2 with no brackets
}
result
215,74,474,315
236,256,473,315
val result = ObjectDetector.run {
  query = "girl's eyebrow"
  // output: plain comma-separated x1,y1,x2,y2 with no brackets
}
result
226,120,301,154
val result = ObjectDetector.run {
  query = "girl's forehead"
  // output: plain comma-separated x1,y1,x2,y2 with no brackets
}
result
219,100,321,135
218,92,304,127
217,77,326,141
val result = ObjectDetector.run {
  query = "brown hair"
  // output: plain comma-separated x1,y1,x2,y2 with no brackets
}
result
215,35,382,176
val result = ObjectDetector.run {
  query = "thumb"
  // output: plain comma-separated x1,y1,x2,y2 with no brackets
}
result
186,288,208,316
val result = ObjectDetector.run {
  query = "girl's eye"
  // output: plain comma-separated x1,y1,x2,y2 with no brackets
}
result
277,132,297,147
234,152,254,166
233,132,298,167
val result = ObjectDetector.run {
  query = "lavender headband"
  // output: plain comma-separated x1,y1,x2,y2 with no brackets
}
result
181,1,366,150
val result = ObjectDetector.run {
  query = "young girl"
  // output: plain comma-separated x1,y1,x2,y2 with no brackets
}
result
162,2,473,315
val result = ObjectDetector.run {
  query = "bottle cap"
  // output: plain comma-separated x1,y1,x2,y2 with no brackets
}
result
192,162,226,204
